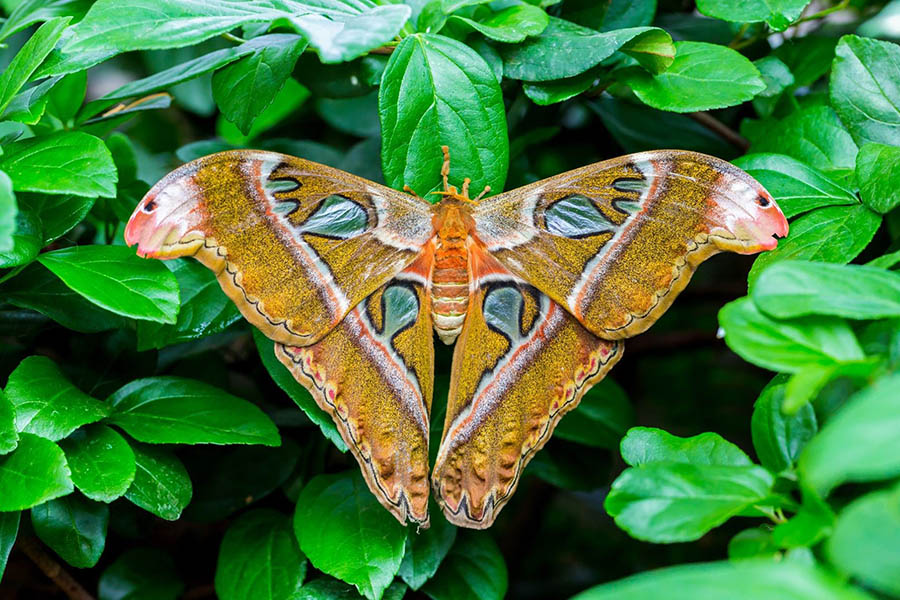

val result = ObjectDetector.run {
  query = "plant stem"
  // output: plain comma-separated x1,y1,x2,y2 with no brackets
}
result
687,112,750,152
221,32,246,44
796,0,851,24
17,537,95,600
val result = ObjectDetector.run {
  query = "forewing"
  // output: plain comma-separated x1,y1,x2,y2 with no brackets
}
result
432,255,622,528
276,269,434,526
472,150,787,339
125,150,434,346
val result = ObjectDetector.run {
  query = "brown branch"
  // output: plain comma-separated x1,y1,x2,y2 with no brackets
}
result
368,45,395,55
687,111,750,152
16,537,95,600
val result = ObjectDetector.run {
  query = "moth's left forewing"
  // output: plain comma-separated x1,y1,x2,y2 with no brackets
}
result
472,151,788,339
276,269,434,526
432,262,622,528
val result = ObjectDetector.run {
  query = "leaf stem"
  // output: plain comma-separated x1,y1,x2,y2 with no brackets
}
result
17,536,96,600
796,0,851,24
687,112,750,152
221,32,246,44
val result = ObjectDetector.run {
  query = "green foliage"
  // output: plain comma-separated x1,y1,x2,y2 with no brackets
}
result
1,1,898,598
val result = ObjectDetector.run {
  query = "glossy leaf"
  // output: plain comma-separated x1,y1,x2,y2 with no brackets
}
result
728,528,778,561
0,171,16,255
0,390,17,455
215,509,306,600
31,494,109,568
0,433,73,511
421,532,507,600
830,35,900,147
799,373,900,496
753,261,900,320
294,472,407,600
0,511,19,582
719,298,865,373
750,378,817,473
380,33,508,196
0,17,70,116
107,376,280,446
400,511,457,590
449,5,549,43
620,41,765,112
855,142,900,214
523,68,601,106
0,208,42,269
20,193,98,245
290,4,411,64
733,153,857,219
621,427,752,467
696,0,809,30
555,379,633,449
59,425,136,503
4,355,109,441
124,441,192,521
98,548,184,600
38,245,180,324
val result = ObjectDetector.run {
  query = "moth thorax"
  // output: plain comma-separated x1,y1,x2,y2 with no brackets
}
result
431,235,469,345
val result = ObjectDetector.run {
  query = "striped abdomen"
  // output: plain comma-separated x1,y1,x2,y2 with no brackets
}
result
431,236,469,344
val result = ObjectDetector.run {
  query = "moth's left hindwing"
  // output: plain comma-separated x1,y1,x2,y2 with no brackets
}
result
276,270,434,526
125,150,433,347
432,256,622,528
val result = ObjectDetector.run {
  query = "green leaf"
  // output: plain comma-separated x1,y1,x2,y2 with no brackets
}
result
107,376,280,446
728,528,779,561
620,41,765,112
217,78,310,144
522,67,602,106
98,548,184,600
294,472,407,600
830,35,900,147
0,132,117,198
799,373,900,496
0,17,70,117
827,485,900,597
502,19,674,81
59,425,136,503
0,171,16,254
605,461,774,543
215,509,306,600
4,355,109,441
38,245,180,324
751,378,817,473
400,511,457,590
748,205,882,286
753,261,900,320
555,379,633,448
20,193,98,245
124,441,192,521
0,511,19,582
0,208,41,268
570,560,872,600
719,297,865,373
315,92,380,138
289,4,411,64
772,494,833,549
0,0,90,41
855,142,900,214
696,0,809,30
136,259,241,350
450,5,549,43
753,56,794,98
1,264,129,333
212,35,307,135
380,33,508,197
31,494,108,568
781,361,880,414
421,532,507,600
0,433,72,511
252,329,346,452
620,427,752,467
733,154,858,219
746,106,858,175
0,390,17,455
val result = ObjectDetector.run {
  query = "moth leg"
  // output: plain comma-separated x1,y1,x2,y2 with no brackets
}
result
461,177,471,198
403,184,423,199
474,185,491,202
440,145,451,192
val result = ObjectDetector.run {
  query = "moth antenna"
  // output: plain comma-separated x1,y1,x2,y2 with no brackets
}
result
440,145,450,192
474,185,491,202
461,177,471,198
403,184,422,199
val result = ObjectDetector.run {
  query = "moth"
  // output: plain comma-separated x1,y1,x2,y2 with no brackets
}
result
125,147,788,529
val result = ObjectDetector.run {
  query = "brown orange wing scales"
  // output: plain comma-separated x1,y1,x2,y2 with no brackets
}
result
276,270,434,526
124,150,433,346
472,150,789,340
433,251,622,528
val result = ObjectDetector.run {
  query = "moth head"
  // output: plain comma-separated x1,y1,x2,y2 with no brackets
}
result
702,165,788,255
125,160,207,259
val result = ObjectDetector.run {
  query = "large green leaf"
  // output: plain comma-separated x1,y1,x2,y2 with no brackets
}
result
59,425,136,503
619,41,765,112
4,355,109,441
0,17,70,116
695,0,809,30
449,4,549,44
0,171,16,254
748,205,881,286
400,510,457,590
31,494,109,568
855,142,900,214
98,548,184,600
107,376,280,446
123,441,192,521
380,33,508,197
38,245,180,324
799,373,900,496
570,560,872,600
502,18,673,81
0,433,72,511
750,378,816,474
719,297,865,373
0,131,117,198
733,154,857,219
294,472,407,600
19,192,98,245
827,485,900,597
753,261,900,320
0,390,17,455
620,427,752,467
0,0,90,42
830,35,900,147
288,4,411,63
421,532,507,600
215,509,307,600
